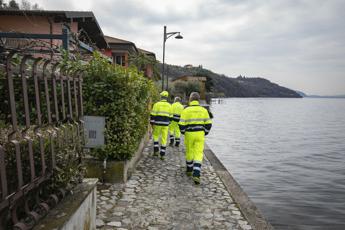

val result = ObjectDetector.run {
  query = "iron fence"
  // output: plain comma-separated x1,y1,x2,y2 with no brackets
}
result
0,49,84,229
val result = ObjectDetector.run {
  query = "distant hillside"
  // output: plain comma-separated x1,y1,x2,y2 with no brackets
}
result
159,63,302,98
295,91,307,97
296,91,345,98
306,95,345,98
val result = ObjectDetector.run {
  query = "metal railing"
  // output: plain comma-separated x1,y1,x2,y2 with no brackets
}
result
0,49,84,229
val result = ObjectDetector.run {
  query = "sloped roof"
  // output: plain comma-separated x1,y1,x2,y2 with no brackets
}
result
0,10,108,49
138,48,156,59
0,9,94,18
104,35,133,44
104,35,138,53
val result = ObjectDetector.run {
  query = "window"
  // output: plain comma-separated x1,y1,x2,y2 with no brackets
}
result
115,55,126,66
115,56,122,65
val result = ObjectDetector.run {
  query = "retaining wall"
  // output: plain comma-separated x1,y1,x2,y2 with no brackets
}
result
204,144,274,230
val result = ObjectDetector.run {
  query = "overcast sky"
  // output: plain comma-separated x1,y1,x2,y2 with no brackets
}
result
31,0,345,95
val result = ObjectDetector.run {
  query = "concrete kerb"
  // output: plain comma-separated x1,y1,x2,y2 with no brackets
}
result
34,178,98,230
204,144,274,230
85,131,150,184
123,132,150,182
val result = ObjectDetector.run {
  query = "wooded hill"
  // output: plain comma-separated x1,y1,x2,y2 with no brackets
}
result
159,63,302,98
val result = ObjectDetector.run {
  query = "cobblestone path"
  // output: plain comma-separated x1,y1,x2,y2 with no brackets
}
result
96,141,252,230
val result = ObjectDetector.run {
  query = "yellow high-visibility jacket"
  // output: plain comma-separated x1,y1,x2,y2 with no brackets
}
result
150,99,172,126
171,102,184,122
179,100,212,135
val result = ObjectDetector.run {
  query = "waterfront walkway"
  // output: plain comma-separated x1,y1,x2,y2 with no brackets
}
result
96,141,252,230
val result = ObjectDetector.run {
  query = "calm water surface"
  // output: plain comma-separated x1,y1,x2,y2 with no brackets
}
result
207,98,345,230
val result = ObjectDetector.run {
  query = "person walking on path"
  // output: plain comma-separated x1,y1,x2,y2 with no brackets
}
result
169,96,184,147
150,91,172,160
179,92,212,184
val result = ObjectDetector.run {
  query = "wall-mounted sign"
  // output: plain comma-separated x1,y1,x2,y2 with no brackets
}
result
83,116,105,148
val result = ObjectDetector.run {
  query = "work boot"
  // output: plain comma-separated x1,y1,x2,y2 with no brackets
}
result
175,138,180,147
169,140,174,146
153,141,159,156
193,176,200,185
169,135,174,146
186,161,193,176
160,146,166,160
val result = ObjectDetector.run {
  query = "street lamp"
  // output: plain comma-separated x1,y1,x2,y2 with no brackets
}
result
162,25,183,91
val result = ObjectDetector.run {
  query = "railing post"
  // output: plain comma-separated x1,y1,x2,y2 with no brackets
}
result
0,47,85,229
6,51,18,136
0,146,8,201
62,26,69,51
0,145,9,229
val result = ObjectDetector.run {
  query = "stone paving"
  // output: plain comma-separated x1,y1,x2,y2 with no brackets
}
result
96,140,252,230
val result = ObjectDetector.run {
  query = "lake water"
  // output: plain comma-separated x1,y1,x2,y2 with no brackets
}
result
206,98,345,230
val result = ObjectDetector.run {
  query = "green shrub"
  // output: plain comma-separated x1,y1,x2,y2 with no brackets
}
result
83,52,158,160
170,81,200,102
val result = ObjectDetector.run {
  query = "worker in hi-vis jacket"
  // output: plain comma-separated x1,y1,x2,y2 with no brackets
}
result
150,91,172,160
179,92,212,184
169,96,184,147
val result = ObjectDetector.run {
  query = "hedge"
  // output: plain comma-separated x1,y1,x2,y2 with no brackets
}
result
83,52,158,160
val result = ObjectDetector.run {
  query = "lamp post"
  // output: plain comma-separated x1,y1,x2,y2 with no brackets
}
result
162,25,183,91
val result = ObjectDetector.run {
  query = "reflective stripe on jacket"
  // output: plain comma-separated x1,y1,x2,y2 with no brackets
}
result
150,99,172,126
178,100,212,135
171,102,184,122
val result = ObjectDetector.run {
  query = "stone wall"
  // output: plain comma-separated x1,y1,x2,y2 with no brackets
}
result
204,144,274,230
85,132,150,183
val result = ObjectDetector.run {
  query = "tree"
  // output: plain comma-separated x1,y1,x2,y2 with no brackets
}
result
195,69,214,92
21,0,31,9
8,0,19,9
185,81,200,97
171,81,187,97
171,81,200,102
0,0,8,9
0,0,43,10
129,52,150,71
32,3,41,10
129,52,160,80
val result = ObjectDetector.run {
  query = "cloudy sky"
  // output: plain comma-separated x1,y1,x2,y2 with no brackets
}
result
31,0,345,95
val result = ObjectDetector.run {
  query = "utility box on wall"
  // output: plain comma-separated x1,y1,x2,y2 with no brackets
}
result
83,116,105,148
